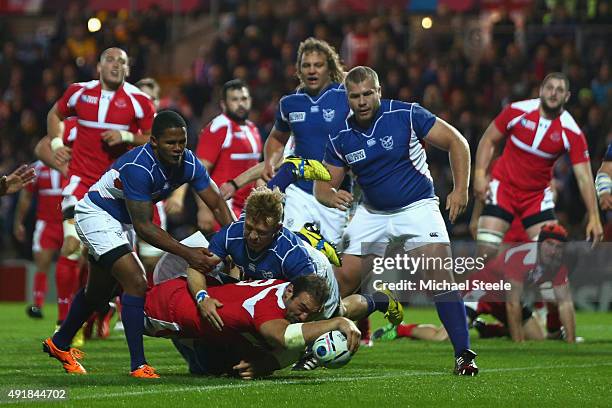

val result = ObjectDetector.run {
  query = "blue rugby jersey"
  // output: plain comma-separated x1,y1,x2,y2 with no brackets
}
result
324,100,437,211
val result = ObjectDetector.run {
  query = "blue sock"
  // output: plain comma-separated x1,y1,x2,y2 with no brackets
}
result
362,292,391,315
266,163,296,193
434,290,470,357
52,288,96,350
121,294,147,371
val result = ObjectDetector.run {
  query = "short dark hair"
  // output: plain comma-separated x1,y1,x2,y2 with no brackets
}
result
291,274,329,308
151,110,186,138
344,66,380,89
221,79,248,101
542,72,570,91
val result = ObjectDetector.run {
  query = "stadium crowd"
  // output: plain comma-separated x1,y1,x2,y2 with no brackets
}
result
0,0,611,257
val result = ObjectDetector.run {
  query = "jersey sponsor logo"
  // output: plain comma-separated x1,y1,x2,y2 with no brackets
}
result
289,112,306,123
81,95,99,104
311,106,319,113
248,263,256,272
366,138,376,147
429,232,439,237
345,149,366,164
322,109,335,123
261,270,274,279
114,98,127,108
380,135,394,150
520,118,536,130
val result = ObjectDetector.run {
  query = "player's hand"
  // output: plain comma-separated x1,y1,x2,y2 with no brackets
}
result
186,247,220,273
1,165,36,196
233,360,256,380
219,182,236,200
101,130,123,146
335,317,361,355
599,192,612,211
585,216,603,248
164,195,184,215
446,189,468,224
13,223,26,242
473,172,489,202
52,146,72,166
331,189,353,211
262,161,275,182
198,296,224,331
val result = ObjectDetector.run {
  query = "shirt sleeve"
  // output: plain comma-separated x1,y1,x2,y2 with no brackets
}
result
493,104,518,134
195,124,226,165
274,99,291,133
253,298,285,331
281,245,316,281
55,84,82,118
323,136,347,168
566,131,590,165
120,164,154,201
410,103,437,140
208,226,229,259
135,96,155,132
187,151,212,192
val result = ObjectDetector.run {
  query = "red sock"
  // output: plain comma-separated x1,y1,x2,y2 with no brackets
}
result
357,317,370,340
546,302,561,332
397,323,418,338
481,323,508,338
55,256,78,322
33,272,47,308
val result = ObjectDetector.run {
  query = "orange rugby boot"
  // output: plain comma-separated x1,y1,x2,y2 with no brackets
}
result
42,337,87,374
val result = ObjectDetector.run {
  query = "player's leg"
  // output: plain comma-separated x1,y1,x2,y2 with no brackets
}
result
520,185,556,239
28,248,54,318
476,179,514,261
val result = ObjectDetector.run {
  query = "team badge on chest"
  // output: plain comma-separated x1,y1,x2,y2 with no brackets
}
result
380,135,394,150
322,109,335,122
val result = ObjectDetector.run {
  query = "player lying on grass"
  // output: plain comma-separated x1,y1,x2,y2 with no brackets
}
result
144,270,360,379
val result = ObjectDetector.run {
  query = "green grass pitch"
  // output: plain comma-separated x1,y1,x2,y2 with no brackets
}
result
1,303,611,407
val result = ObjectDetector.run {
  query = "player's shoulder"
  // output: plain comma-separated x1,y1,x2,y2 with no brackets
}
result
208,113,233,133
117,144,155,170
559,110,582,135
122,82,153,100
274,228,309,256
70,80,100,92
386,99,415,112
507,98,540,113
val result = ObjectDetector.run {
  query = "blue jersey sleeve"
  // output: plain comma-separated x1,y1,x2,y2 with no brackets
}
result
188,152,212,192
274,99,291,133
323,136,347,168
208,226,229,259
411,103,437,140
605,142,612,161
121,164,154,201
282,245,316,280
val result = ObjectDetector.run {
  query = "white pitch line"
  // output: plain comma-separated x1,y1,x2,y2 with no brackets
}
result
8,362,607,404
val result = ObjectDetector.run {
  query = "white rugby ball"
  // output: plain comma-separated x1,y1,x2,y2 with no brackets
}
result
313,330,352,369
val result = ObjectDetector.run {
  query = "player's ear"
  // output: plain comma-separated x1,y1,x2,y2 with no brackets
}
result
285,283,294,299
564,91,571,103
149,134,158,148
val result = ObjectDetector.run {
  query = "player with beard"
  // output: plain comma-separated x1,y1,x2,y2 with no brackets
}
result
170,79,262,234
473,72,602,258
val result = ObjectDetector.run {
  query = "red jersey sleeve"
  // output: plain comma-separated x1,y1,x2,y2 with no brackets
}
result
493,104,520,135
196,123,227,165
135,95,155,132
252,296,286,331
55,83,83,118
566,130,590,165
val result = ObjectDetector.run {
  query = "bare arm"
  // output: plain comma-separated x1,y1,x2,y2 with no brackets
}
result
195,180,236,227
596,161,612,210
314,163,352,210
13,189,33,242
553,283,576,343
126,199,220,273
259,316,361,354
506,279,525,342
101,129,151,147
34,136,69,176
424,118,471,223
262,127,291,181
473,121,506,201
186,267,224,331
573,162,603,245
46,104,71,166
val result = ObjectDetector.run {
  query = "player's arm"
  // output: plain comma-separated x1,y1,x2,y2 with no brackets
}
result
423,118,471,223
194,180,236,227
553,283,576,343
126,199,220,273
473,120,506,201
259,316,361,354
314,163,352,210
12,188,33,242
572,162,603,245
262,127,291,181
46,103,71,165
0,165,35,196
34,135,69,176
596,160,612,211
186,267,224,331
505,279,526,342
101,128,151,146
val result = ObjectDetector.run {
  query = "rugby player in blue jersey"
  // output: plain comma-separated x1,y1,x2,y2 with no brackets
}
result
42,110,235,378
315,66,478,375
596,142,612,212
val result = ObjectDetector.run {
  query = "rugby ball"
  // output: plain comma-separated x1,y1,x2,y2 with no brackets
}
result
313,330,352,369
